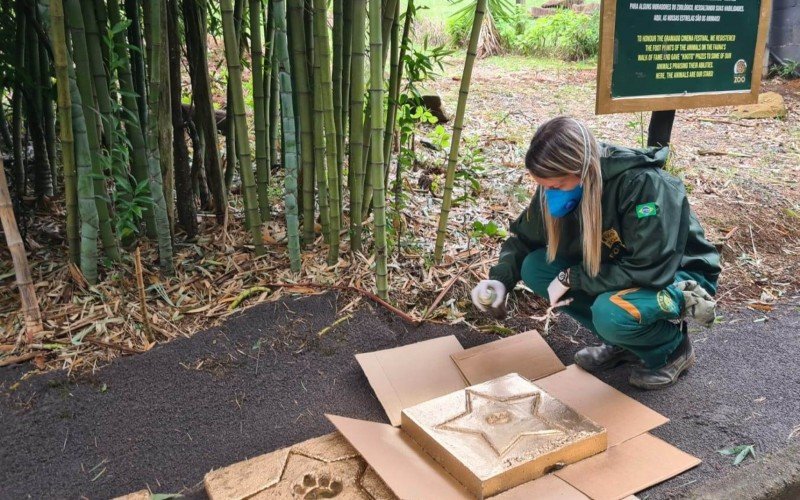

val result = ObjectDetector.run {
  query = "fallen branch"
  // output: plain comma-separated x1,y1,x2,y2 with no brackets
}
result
317,314,353,337
229,286,271,311
697,149,753,158
0,351,44,367
422,268,466,320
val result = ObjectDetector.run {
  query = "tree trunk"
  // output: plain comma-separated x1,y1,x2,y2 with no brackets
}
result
369,0,388,298
144,0,175,271
0,155,43,343
273,0,302,271
221,0,266,256
50,0,79,264
167,0,196,238
348,0,366,252
434,0,487,262
183,0,227,224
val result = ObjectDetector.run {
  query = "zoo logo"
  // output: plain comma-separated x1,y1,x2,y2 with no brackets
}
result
733,59,747,84
657,290,676,313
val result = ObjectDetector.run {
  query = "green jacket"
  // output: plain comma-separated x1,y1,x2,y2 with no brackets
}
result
489,143,721,296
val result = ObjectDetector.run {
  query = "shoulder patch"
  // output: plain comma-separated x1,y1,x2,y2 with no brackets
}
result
636,202,659,219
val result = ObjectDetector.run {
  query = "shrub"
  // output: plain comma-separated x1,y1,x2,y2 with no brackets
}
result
512,9,600,61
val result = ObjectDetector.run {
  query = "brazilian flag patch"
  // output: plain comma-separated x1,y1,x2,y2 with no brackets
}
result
636,202,659,219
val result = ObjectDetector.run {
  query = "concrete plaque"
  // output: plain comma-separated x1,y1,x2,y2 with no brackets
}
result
401,373,607,498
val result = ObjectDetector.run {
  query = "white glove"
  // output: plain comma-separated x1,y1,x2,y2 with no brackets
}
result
547,276,572,308
471,280,506,312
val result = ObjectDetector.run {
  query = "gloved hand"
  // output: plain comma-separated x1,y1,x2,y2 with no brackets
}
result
675,280,716,327
471,280,506,312
547,276,573,308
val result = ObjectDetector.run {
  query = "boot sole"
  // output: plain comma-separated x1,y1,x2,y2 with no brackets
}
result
628,352,696,390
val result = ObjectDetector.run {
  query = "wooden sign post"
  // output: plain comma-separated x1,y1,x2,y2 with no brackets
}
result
596,0,772,114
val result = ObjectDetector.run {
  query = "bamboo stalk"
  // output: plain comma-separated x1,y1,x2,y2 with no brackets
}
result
273,0,302,271
50,0,79,265
313,0,342,263
434,0,487,262
143,0,175,271
348,0,366,252
332,0,344,218
182,0,227,225
167,0,197,237
65,0,121,262
81,0,114,150
66,41,101,284
250,0,270,222
369,0,388,298
221,0,266,256
287,0,316,246
0,155,43,343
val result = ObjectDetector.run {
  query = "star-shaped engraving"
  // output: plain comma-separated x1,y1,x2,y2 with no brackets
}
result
434,389,567,456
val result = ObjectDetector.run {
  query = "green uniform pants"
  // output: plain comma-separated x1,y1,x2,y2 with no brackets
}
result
521,249,710,369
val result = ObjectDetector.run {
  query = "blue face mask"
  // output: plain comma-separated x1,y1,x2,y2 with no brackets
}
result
545,184,583,218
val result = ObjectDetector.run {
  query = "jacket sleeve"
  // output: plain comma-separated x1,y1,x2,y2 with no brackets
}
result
569,172,689,295
489,195,546,291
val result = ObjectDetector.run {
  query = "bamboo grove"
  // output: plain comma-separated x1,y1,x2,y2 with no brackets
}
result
0,0,487,300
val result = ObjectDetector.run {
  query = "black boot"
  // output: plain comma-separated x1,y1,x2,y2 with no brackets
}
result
629,324,695,390
574,344,640,372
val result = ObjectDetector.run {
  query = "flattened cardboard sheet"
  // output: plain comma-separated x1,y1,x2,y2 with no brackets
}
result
327,414,472,500
555,433,701,500
493,474,590,499
356,335,467,426
451,331,566,385
536,365,669,447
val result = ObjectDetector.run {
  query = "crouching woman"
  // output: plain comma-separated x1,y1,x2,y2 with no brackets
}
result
472,116,721,390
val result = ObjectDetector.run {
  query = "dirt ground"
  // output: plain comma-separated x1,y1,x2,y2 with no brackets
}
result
1,291,798,499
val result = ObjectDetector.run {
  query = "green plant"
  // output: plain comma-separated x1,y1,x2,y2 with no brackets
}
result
471,220,507,239
770,59,800,79
453,137,484,206
626,112,645,148
446,0,515,49
512,10,599,61
718,444,755,466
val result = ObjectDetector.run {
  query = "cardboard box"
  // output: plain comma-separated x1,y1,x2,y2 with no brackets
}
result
401,373,608,498
330,331,700,499
203,432,395,500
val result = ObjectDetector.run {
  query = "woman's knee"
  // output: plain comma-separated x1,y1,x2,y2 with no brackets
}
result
521,249,553,296
590,292,640,342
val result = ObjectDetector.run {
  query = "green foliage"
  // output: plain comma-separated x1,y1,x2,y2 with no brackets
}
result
446,0,514,47
453,137,484,205
511,9,600,61
471,220,507,239
769,59,800,79
626,112,646,148
718,444,755,466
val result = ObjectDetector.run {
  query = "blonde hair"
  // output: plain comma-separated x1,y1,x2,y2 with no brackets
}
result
525,116,602,277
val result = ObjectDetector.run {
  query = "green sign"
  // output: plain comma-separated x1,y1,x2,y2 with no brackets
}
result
611,0,762,98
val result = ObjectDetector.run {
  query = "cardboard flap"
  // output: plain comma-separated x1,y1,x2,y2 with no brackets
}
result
493,474,590,499
555,433,701,500
356,336,467,426
451,331,565,385
326,414,472,500
536,365,669,447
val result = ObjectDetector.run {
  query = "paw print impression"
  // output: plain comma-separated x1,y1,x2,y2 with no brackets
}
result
292,472,344,499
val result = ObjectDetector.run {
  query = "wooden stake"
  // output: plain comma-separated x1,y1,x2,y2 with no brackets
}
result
134,246,154,341
0,154,43,343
